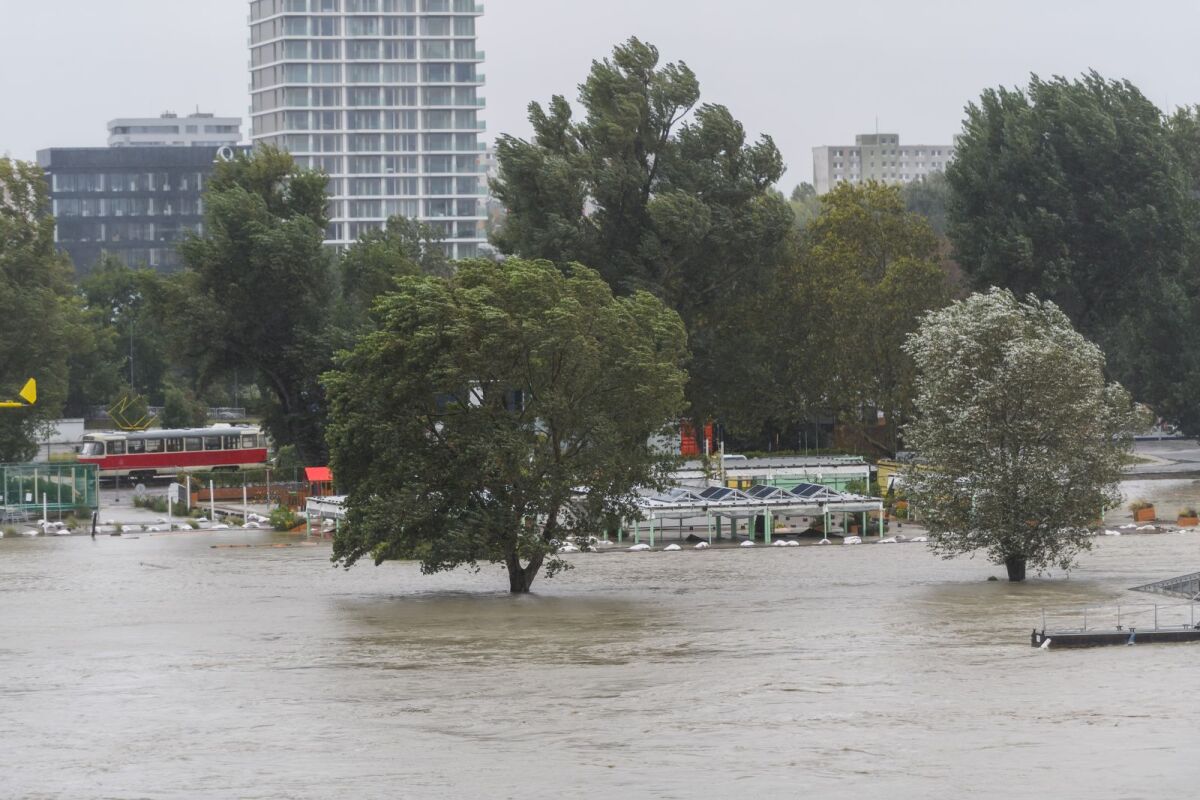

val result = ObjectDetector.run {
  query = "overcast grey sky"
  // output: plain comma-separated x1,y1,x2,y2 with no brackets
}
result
3,0,1199,187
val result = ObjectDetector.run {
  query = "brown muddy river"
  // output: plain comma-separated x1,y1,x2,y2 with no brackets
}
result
1,529,1196,798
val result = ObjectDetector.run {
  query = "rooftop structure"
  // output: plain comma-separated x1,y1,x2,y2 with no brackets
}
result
108,112,242,148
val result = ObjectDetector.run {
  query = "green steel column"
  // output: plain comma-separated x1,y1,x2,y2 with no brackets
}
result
634,519,640,544
618,523,624,543
764,508,772,545
706,512,712,544
716,515,722,540
878,507,884,537
649,516,656,547
862,511,868,538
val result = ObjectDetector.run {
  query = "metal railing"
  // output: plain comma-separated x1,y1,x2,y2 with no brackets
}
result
1131,571,1200,601
1040,602,1200,633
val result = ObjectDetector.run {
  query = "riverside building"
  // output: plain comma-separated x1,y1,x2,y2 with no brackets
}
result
248,0,488,258
38,144,246,274
812,133,955,195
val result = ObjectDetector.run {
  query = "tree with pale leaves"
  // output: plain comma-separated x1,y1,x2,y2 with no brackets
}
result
902,288,1139,581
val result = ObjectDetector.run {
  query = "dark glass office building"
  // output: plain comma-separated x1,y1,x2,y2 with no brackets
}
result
37,145,244,274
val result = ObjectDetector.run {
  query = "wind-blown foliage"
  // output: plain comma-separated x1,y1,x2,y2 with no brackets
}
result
491,37,792,424
946,72,1198,431
903,288,1139,581
324,259,689,593
737,183,951,451
0,158,80,460
178,147,332,463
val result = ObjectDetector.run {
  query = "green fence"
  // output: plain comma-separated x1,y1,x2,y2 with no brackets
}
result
0,463,100,521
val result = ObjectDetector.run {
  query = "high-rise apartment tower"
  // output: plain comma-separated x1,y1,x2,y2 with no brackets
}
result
248,0,487,258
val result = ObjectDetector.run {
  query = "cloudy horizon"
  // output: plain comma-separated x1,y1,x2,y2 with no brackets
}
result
3,0,1198,187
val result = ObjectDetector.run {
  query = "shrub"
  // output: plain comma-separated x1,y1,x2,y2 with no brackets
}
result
133,495,169,514
269,505,299,532
1129,499,1154,512
186,518,200,530
1180,507,1198,518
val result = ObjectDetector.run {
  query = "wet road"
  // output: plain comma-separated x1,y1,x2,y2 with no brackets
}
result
1,530,1197,798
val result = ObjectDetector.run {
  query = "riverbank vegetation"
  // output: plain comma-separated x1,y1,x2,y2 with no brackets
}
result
3,38,1199,588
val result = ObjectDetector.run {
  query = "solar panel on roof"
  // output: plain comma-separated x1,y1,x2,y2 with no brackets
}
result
791,483,824,497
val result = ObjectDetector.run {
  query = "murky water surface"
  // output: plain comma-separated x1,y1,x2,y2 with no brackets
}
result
1,530,1196,799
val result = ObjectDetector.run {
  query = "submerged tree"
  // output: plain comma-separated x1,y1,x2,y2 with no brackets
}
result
903,288,1139,581
324,259,689,593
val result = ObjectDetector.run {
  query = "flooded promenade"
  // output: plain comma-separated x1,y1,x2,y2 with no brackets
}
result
1,529,1197,799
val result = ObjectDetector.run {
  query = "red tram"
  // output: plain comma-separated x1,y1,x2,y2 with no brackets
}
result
77,425,269,480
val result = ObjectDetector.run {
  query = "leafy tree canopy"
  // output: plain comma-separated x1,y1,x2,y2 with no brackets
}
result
324,258,689,593
903,288,1139,581
753,182,951,452
337,215,451,325
76,255,174,408
0,158,81,460
788,182,822,231
178,146,333,463
946,72,1197,429
491,38,792,425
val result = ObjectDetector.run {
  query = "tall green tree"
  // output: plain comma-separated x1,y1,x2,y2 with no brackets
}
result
946,72,1197,429
788,182,822,230
324,259,689,593
903,288,1139,581
491,37,792,423
752,183,951,452
76,255,173,407
0,158,81,460
337,215,451,324
901,171,951,236
160,384,208,429
178,147,332,463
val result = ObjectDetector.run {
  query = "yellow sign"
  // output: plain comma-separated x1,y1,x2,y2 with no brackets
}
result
108,392,155,431
0,378,36,408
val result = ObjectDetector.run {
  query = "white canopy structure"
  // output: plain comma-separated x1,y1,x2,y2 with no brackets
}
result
622,482,885,545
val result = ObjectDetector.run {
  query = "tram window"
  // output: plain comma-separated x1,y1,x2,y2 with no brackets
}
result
241,434,258,448
223,435,240,450
107,440,126,455
204,436,221,451
184,437,202,451
128,439,145,454
144,439,163,453
81,441,104,456
166,438,184,452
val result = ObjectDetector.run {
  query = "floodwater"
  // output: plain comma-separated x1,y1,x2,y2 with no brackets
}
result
1,530,1197,799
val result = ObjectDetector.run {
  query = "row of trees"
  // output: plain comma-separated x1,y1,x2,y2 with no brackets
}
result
0,148,459,464
1,40,1175,587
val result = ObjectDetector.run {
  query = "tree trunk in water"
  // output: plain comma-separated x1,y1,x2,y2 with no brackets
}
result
1005,555,1027,582
505,553,544,594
